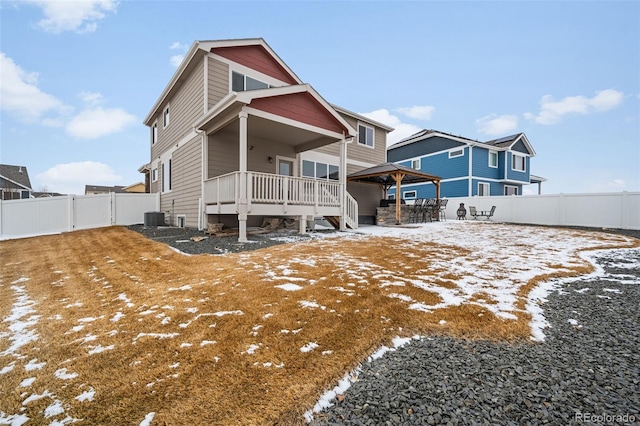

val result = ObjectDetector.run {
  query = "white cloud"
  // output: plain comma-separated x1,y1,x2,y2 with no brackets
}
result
475,114,519,136
37,161,121,194
170,54,185,68
0,52,68,122
524,89,624,125
168,41,189,68
66,107,137,139
396,105,435,121
359,109,422,146
169,42,189,51
589,178,628,193
78,91,104,106
24,0,118,34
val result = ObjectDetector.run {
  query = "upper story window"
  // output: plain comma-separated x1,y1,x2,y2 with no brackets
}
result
232,71,269,92
163,106,170,128
449,148,464,158
411,159,420,170
512,153,526,172
358,124,374,148
152,122,158,145
489,151,498,168
403,190,417,200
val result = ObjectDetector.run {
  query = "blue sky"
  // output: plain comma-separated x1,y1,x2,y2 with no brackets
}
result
1,0,638,195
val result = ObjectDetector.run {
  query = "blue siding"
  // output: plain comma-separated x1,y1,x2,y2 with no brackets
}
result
387,179,468,199
388,137,465,161
506,153,530,182
417,149,469,179
471,147,501,179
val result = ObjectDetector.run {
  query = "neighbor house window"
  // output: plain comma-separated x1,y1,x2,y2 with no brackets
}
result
358,124,374,147
411,159,421,170
231,71,269,92
512,153,526,172
504,186,518,196
449,148,464,158
403,190,417,200
478,182,490,196
163,106,170,128
388,193,396,200
162,159,172,192
302,160,339,180
489,151,498,168
152,122,158,145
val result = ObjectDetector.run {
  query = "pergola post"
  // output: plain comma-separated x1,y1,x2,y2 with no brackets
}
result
393,172,405,225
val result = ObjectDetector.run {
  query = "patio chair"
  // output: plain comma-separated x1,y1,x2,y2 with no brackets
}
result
410,198,425,223
423,198,437,222
469,206,479,220
437,198,448,221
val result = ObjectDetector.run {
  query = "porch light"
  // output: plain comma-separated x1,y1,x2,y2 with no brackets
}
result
268,156,274,163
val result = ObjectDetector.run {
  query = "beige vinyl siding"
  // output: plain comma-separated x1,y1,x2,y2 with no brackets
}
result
207,127,296,178
348,181,383,217
311,114,387,168
208,57,229,108
152,55,205,160
159,135,202,227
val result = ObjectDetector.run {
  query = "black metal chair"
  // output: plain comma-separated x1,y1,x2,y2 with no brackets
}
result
423,198,437,222
410,198,424,223
437,198,448,221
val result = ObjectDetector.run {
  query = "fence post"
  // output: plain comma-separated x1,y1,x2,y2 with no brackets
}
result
68,195,75,232
110,192,117,225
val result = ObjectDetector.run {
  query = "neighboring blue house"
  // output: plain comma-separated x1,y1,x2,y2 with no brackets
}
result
386,129,545,199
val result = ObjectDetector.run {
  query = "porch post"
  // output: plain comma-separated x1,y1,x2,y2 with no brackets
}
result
238,111,249,242
339,137,347,231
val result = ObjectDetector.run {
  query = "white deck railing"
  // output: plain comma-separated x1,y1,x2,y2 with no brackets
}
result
203,171,357,226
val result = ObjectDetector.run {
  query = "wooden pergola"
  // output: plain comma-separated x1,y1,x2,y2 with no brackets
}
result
347,162,442,225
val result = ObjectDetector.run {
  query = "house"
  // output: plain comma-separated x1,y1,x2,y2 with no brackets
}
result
386,129,545,199
84,182,146,195
141,38,393,241
0,164,32,200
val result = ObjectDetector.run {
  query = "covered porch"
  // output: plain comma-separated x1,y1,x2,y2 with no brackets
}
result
195,85,358,241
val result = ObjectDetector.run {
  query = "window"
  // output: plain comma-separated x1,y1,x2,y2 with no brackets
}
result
449,148,464,158
152,167,158,182
478,182,490,196
489,151,498,168
21,190,30,199
152,122,158,145
403,190,417,200
358,124,374,147
163,106,170,128
504,186,519,196
411,159,421,170
232,71,269,92
512,153,526,172
162,159,172,192
388,193,396,200
302,160,339,180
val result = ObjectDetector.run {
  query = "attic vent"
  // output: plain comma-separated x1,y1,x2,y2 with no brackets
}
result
18,167,23,174
176,215,186,228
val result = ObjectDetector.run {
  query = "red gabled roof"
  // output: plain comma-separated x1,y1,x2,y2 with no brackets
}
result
211,45,298,85
249,91,348,135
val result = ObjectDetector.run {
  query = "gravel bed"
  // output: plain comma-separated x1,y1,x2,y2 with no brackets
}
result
310,247,640,425
127,224,337,255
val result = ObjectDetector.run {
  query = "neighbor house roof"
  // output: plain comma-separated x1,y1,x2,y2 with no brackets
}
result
389,129,536,156
85,185,127,194
0,164,32,190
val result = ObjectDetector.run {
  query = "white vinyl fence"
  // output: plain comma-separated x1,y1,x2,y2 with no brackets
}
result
0,193,160,240
445,191,639,230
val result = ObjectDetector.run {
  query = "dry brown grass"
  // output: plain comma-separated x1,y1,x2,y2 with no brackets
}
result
0,225,637,425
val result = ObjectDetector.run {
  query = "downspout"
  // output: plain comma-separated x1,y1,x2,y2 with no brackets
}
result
195,126,206,231
468,144,473,196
